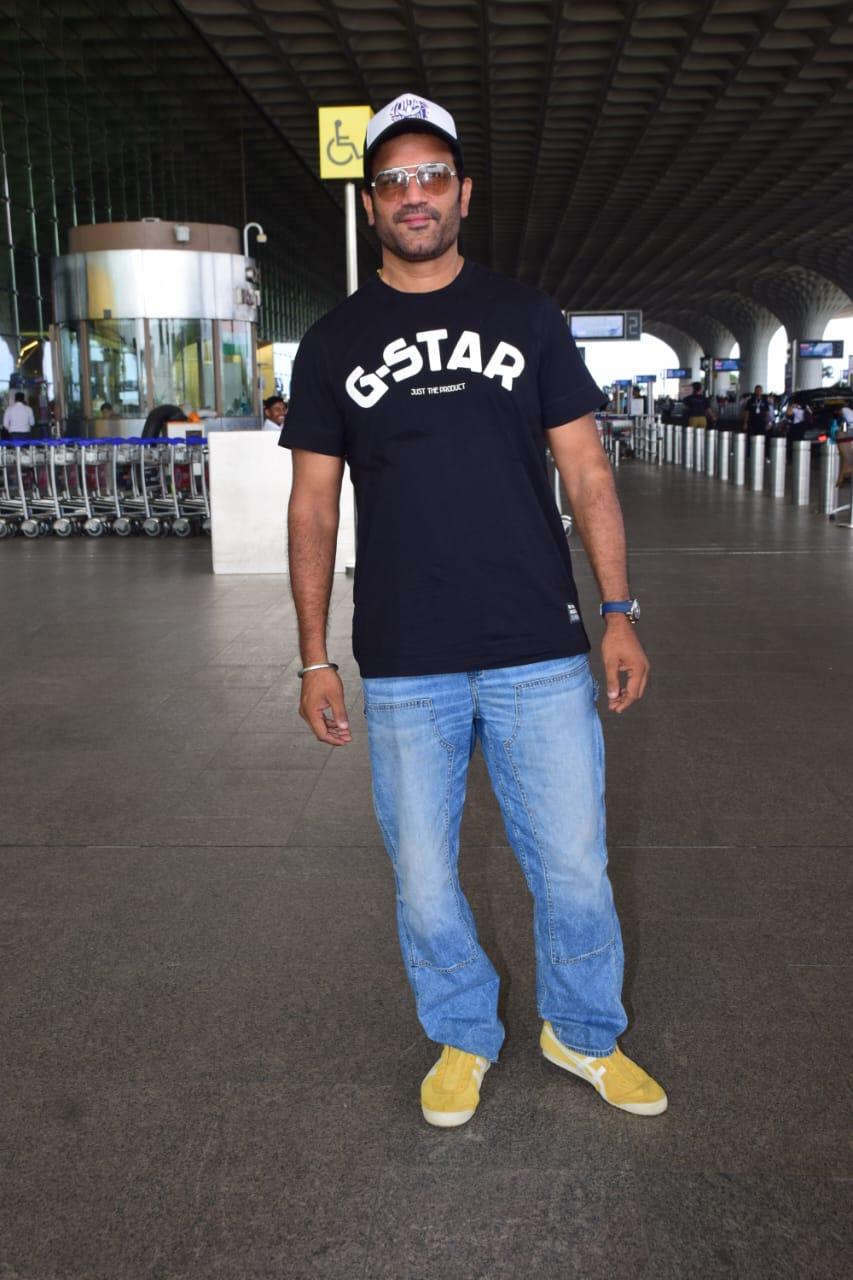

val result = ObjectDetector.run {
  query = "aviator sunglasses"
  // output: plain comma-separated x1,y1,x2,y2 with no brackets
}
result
371,162,457,201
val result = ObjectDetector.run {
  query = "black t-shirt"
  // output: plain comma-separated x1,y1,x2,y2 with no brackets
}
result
683,393,710,418
281,261,604,678
745,395,769,429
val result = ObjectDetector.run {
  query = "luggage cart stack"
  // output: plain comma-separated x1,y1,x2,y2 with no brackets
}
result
0,436,211,539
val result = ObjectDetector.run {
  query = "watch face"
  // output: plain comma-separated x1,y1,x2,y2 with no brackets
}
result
629,599,641,622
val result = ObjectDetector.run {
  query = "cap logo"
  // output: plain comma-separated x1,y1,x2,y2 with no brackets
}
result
390,95,429,123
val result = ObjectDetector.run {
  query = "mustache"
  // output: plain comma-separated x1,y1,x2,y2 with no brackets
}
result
393,203,440,224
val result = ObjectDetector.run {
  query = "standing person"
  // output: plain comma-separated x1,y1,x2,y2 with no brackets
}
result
742,385,770,437
682,381,713,428
281,92,666,1127
2,391,35,439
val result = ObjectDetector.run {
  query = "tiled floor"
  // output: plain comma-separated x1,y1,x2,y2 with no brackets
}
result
1,462,850,1279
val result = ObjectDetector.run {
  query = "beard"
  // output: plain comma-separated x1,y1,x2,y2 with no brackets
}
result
374,198,462,262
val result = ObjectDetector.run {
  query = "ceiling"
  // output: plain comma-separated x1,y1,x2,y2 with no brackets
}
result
175,0,853,353
5,1,853,354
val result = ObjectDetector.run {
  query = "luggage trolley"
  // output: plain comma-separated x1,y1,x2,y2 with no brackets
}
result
44,439,107,537
0,439,28,536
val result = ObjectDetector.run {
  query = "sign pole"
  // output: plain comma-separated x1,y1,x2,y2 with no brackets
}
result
345,181,358,297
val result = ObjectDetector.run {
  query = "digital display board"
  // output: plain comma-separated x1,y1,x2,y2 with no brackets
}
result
569,313,625,340
666,368,690,379
634,375,656,384
713,358,740,372
798,340,843,359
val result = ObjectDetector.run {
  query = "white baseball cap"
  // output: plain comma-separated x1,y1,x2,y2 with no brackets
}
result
363,93,463,183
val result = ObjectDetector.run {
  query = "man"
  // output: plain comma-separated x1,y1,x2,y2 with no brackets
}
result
682,381,714,428
262,394,287,431
281,93,666,1127
742,384,770,436
3,391,35,439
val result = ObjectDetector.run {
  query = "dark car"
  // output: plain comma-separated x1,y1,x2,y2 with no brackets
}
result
776,385,853,445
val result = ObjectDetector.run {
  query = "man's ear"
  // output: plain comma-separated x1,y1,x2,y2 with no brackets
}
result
361,188,375,226
459,176,473,220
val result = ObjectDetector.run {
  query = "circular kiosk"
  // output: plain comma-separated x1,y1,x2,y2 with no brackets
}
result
51,220,260,437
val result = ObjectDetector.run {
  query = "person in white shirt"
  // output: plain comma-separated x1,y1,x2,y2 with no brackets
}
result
3,392,35,438
262,395,287,432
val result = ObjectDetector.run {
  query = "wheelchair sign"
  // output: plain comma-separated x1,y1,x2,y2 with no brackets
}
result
319,106,373,180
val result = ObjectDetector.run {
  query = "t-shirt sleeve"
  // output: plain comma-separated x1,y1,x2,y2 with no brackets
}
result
537,298,606,429
278,326,345,457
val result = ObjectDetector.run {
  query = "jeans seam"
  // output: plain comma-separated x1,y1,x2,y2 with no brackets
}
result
551,935,615,966
503,730,558,959
479,720,532,884
431,707,479,968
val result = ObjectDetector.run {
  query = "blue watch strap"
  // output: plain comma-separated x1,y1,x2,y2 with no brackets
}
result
600,600,633,615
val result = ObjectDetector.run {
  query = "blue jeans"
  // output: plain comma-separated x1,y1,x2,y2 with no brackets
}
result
363,655,627,1061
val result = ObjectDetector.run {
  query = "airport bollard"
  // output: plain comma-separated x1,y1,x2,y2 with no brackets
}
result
705,428,716,477
733,433,747,486
750,435,765,491
665,422,674,463
695,426,706,472
770,437,786,497
674,425,683,465
791,439,811,507
684,426,695,469
819,442,839,513
613,439,620,469
718,430,731,482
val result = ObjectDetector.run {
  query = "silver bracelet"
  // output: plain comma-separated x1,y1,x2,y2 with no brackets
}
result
297,662,340,679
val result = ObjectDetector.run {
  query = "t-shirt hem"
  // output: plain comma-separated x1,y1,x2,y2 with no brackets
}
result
356,639,591,679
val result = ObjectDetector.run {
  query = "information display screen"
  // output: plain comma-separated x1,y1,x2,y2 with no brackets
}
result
666,367,690,378
569,313,625,340
798,340,843,359
713,358,740,372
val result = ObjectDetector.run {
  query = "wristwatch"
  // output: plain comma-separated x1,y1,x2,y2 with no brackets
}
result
600,598,641,624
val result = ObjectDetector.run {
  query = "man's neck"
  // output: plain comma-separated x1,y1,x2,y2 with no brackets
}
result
378,247,463,294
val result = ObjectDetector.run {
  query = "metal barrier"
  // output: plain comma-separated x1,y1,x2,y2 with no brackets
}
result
769,437,786,498
628,415,853,530
749,436,765,491
819,443,839,513
792,440,811,508
733,433,747,486
684,426,695,470
718,430,731,482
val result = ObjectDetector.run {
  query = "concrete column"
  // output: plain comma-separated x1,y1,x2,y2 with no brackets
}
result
747,268,850,392
788,302,840,389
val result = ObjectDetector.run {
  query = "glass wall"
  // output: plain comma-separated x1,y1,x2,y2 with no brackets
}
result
58,324,82,416
88,319,145,416
149,319,215,411
219,321,253,416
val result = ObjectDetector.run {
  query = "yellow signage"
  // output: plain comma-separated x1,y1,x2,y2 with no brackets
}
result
318,105,373,180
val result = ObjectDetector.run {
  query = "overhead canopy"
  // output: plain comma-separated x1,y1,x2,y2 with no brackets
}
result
175,0,853,346
4,1,853,351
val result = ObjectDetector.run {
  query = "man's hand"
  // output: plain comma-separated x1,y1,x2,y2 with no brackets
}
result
601,619,650,714
299,669,352,745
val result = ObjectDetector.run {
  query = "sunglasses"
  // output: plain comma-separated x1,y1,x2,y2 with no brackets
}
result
371,162,457,201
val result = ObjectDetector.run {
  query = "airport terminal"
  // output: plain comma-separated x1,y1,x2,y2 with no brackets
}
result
2,2,850,1277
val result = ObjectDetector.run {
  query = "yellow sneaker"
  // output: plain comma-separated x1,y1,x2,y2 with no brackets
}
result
420,1045,490,1128
540,1021,667,1116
